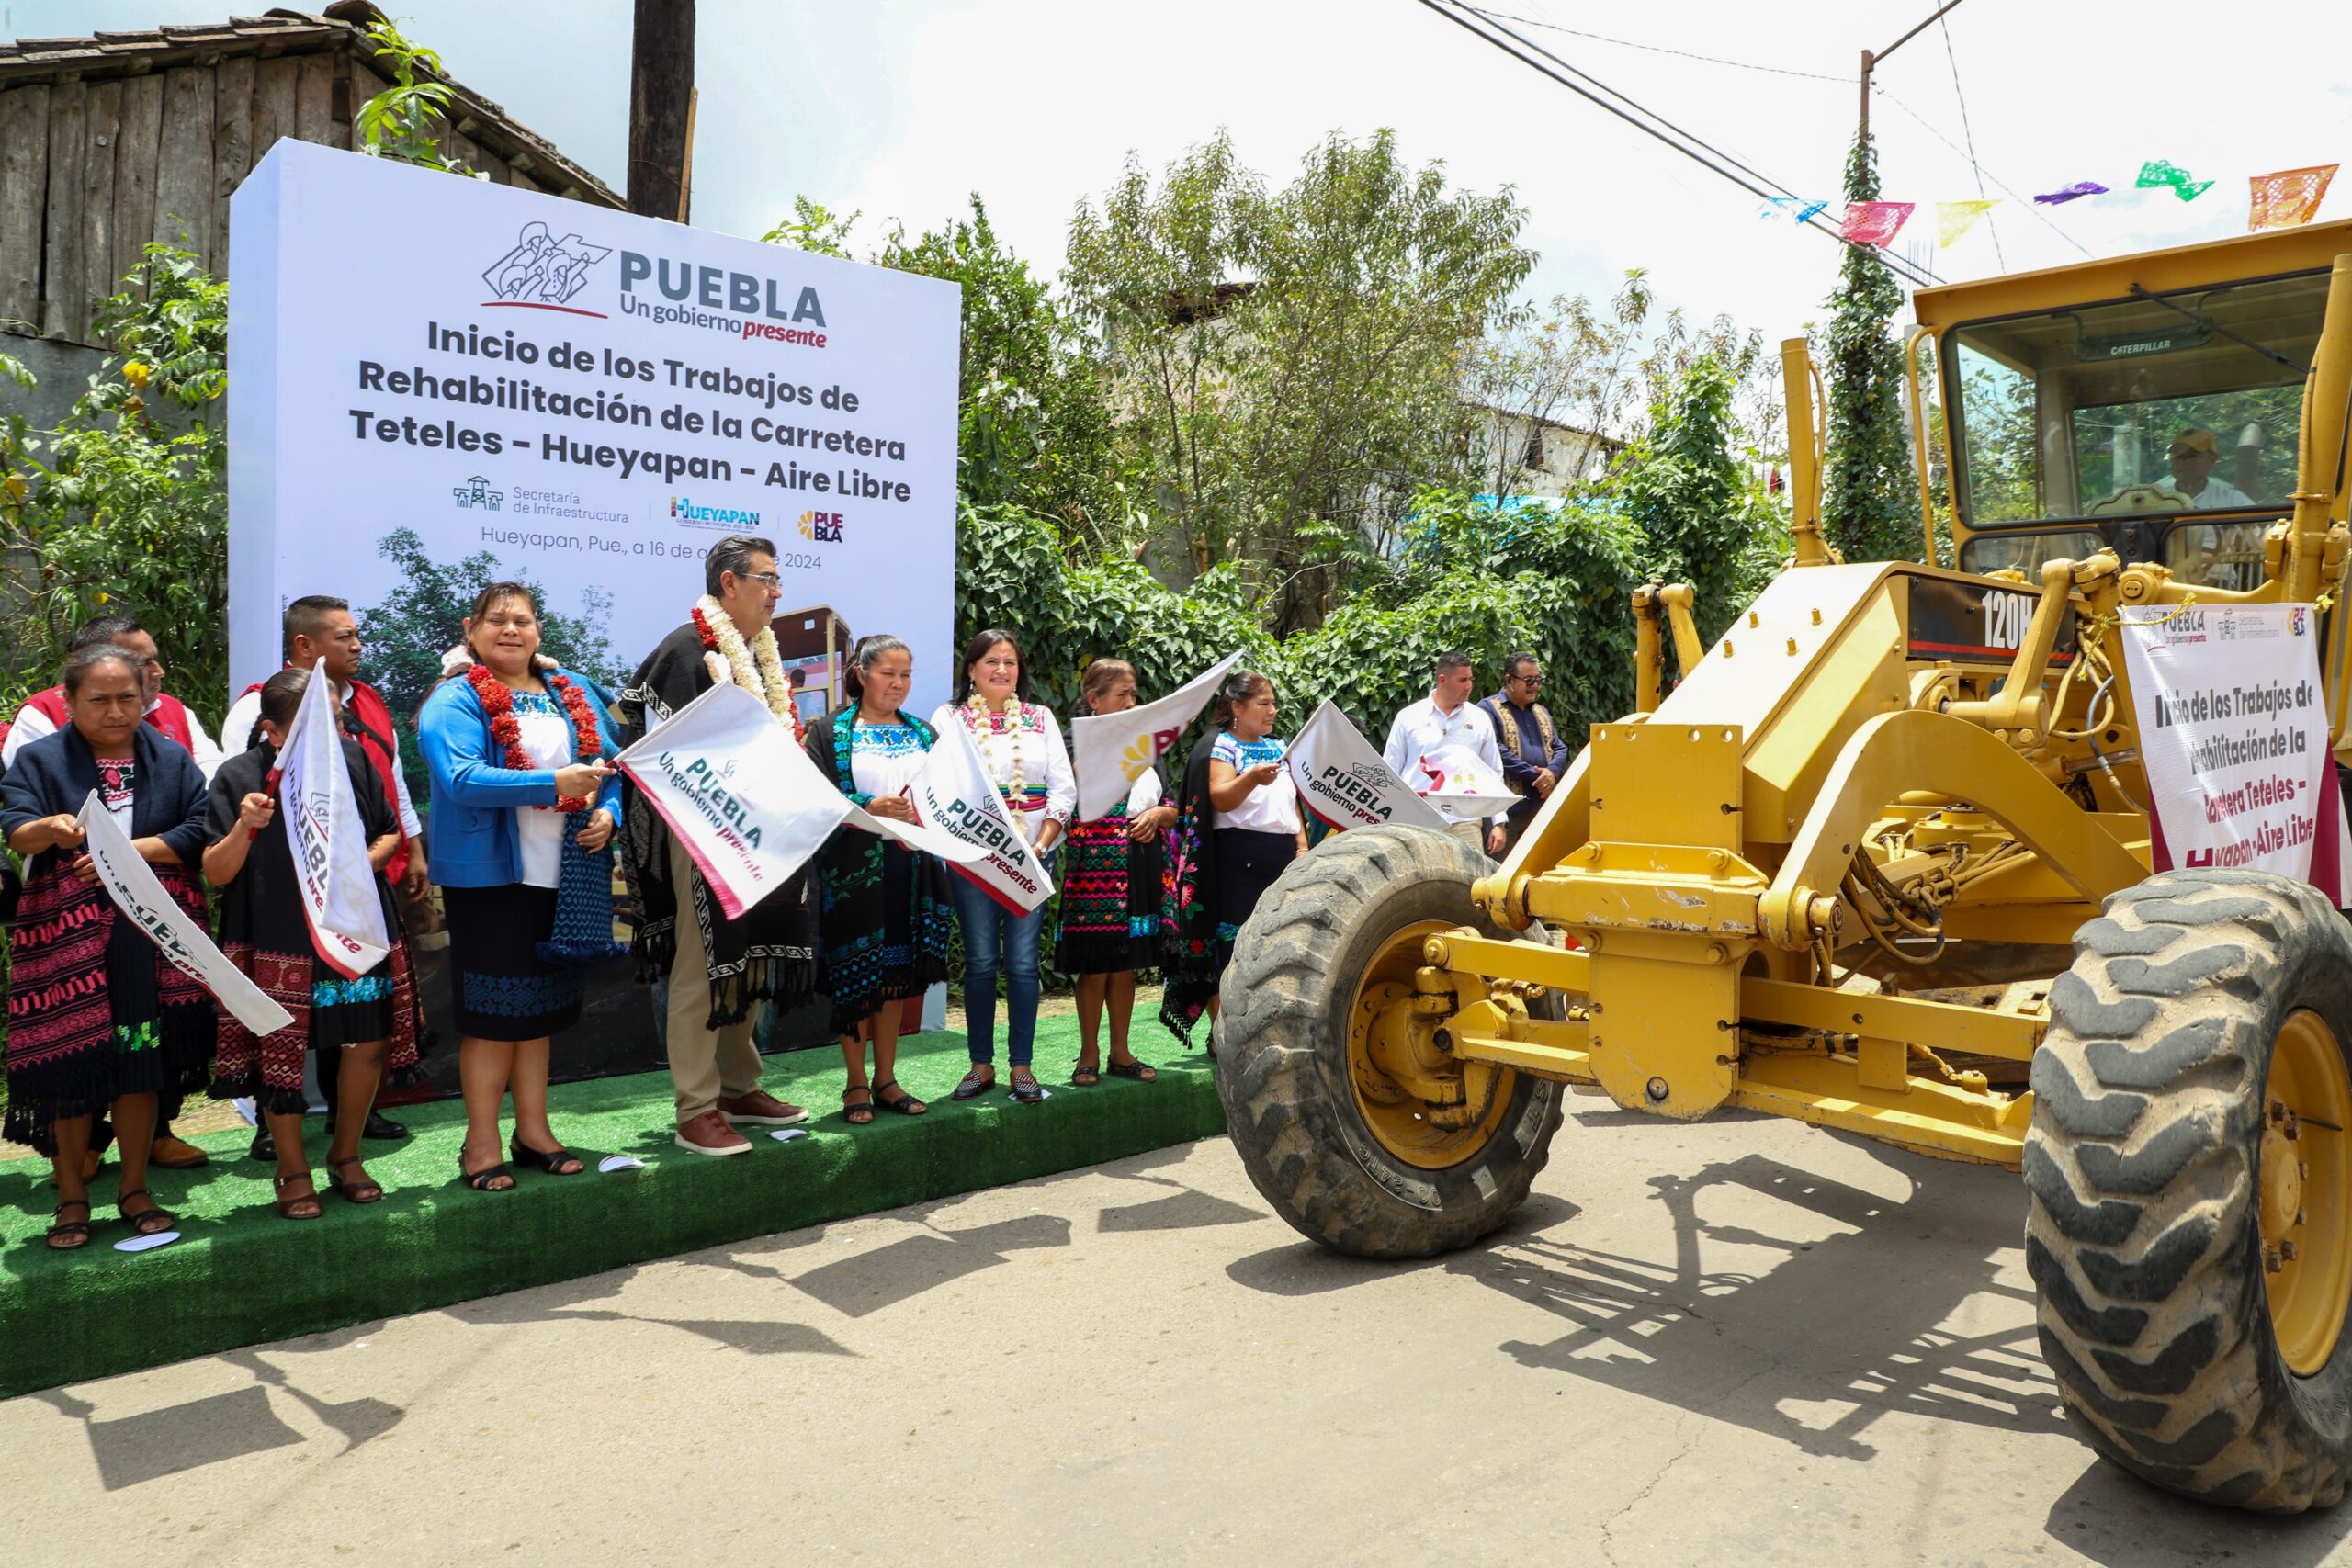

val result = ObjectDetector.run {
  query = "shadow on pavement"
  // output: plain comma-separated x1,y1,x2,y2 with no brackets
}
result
2041,1454,2352,1564
1450,1149,2066,1463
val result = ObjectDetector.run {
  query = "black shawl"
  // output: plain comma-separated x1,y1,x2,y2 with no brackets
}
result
1157,737,1225,1045
205,740,424,1111
803,706,955,1037
618,620,819,1027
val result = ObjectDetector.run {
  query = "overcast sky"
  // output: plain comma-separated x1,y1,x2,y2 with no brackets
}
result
11,0,2348,342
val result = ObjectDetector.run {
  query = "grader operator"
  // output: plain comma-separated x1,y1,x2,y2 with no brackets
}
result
1213,219,2352,1511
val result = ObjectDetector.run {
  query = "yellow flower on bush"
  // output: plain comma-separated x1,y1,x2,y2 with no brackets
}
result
123,361,151,386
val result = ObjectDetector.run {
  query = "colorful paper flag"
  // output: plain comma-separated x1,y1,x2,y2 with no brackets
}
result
2249,164,2339,231
1935,199,1998,247
1840,201,1915,247
2034,181,2109,206
2135,160,2212,202
1794,198,1829,223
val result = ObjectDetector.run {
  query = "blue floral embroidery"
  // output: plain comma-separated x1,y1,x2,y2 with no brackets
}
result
312,974,391,1009
459,969,584,1017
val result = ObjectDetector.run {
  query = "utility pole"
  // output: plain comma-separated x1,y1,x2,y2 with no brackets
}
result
1858,2,1964,151
627,0,695,222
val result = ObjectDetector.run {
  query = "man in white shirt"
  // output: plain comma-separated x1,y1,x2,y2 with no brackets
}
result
2168,427,2256,510
2,616,225,780
1383,650,1509,856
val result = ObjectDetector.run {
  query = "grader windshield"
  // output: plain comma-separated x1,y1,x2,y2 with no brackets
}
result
1947,268,2328,588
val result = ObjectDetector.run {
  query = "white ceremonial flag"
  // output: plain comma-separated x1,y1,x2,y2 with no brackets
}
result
1412,743,1519,825
277,657,390,977
2120,602,2346,900
76,792,295,1037
1287,700,1450,833
617,682,987,920
910,718,1056,913
1072,651,1242,821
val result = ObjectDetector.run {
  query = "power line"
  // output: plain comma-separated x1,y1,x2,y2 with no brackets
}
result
1467,8,1848,84
1421,2,1943,288
1936,14,2003,268
1870,82,2091,257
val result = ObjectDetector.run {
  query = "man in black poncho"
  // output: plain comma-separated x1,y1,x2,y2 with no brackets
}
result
619,535,816,1156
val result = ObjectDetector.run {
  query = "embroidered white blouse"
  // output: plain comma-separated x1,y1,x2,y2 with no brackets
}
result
928,700,1077,847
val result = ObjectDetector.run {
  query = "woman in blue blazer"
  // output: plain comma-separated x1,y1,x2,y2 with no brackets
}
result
417,581,625,1191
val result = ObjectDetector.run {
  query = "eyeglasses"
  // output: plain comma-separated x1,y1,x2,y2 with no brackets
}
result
739,571,784,589
1510,673,1543,686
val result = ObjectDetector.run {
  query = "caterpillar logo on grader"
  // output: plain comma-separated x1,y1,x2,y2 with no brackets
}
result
1216,220,2352,1511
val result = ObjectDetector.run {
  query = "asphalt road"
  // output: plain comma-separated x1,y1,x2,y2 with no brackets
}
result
6,1091,2349,1567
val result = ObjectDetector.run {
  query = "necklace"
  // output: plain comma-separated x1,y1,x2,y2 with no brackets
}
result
962,693,1026,805
464,662,605,812
691,597,799,738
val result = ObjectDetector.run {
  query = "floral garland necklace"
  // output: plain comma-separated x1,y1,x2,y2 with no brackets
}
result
464,661,604,812
962,691,1026,804
691,596,800,738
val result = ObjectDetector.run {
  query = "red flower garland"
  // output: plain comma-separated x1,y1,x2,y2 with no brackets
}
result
464,661,605,812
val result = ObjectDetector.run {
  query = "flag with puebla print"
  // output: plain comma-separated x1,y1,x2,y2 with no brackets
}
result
910,718,1055,914
1285,700,1449,834
1412,743,1519,824
619,682,987,920
1071,651,1241,821
277,657,390,977
78,791,295,1035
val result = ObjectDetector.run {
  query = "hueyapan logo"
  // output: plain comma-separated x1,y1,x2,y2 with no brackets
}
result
671,496,762,528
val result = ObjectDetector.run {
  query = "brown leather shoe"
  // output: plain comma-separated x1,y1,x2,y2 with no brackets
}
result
150,1134,210,1169
673,1109,752,1156
717,1089,810,1127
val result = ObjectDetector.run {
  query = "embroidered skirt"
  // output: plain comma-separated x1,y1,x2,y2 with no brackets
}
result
4,908,210,1154
442,884,586,1041
1054,812,1161,975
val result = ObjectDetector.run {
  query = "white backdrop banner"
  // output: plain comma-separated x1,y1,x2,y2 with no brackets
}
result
1287,700,1450,833
1070,652,1240,821
76,792,295,1037
2120,602,2346,899
229,141,960,729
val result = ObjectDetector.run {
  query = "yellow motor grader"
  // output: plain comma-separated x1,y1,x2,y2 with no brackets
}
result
1216,219,2352,1511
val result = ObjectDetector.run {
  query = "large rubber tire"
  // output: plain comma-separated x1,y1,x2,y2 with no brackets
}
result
1214,824,1564,1258
2026,867,2352,1511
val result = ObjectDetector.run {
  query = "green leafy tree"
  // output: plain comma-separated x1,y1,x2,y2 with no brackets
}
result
1820,131,1914,563
354,19,482,177
762,196,859,258
876,197,1123,535
1065,130,1536,632
0,244,231,728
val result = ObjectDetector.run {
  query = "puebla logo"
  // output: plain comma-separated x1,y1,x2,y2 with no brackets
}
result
481,220,613,316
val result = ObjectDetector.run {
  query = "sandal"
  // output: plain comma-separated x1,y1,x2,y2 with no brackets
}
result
458,1159,514,1192
1009,1070,1046,1105
950,1067,994,1101
1071,1055,1102,1087
117,1188,176,1236
327,1156,384,1204
1104,1057,1159,1083
874,1079,928,1116
509,1134,585,1176
274,1173,323,1221
842,1085,875,1125
46,1198,93,1250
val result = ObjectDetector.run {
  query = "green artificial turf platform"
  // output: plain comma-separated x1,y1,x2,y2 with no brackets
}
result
0,1017,1223,1399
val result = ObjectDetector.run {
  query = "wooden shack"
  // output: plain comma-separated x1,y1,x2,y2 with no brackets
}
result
0,3,621,351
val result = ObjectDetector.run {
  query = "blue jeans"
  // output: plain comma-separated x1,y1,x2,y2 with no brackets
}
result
949,853,1055,1067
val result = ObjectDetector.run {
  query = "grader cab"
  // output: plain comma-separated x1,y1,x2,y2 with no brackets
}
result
1216,220,2352,1511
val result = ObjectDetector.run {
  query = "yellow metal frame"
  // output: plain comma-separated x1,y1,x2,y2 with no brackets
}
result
1341,234,2352,1175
